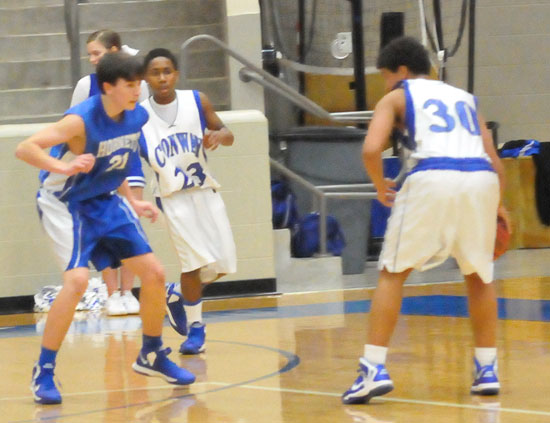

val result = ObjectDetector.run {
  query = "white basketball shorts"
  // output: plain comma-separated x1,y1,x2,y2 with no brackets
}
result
158,188,237,274
379,169,499,283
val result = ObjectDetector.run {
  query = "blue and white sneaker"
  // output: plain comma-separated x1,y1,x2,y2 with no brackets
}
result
132,347,195,385
179,322,206,355
471,358,500,395
166,283,187,336
342,358,394,404
31,362,62,404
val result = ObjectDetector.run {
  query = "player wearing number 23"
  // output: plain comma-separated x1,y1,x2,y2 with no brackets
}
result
135,48,236,355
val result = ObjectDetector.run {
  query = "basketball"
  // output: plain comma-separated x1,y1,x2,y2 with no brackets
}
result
494,215,511,260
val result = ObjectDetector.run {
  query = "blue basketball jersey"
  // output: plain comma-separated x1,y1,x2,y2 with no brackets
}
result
39,95,149,203
89,73,101,97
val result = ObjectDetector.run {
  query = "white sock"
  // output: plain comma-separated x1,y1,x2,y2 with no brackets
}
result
364,344,388,365
475,347,497,367
184,301,203,326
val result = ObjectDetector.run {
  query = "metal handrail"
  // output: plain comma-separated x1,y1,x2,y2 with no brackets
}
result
330,111,374,122
180,34,373,124
238,68,332,121
180,34,379,257
64,0,81,88
316,183,375,191
239,68,374,124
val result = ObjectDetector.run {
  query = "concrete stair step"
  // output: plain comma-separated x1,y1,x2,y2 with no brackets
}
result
0,114,62,125
0,5,66,36
0,0,223,35
273,229,343,293
0,0,230,124
0,0,62,8
0,83,229,124
80,0,224,33
0,25,225,61
0,49,227,90
0,87,72,119
0,60,70,90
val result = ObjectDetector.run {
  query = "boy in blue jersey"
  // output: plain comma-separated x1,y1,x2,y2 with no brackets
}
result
15,52,195,405
70,29,149,317
341,37,511,405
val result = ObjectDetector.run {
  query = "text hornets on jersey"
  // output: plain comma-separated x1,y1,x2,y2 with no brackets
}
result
96,131,141,158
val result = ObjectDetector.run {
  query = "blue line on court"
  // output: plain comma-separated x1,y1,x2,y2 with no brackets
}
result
3,296,550,339
201,296,550,323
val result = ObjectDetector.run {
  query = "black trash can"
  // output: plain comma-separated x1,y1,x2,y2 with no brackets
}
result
273,126,370,274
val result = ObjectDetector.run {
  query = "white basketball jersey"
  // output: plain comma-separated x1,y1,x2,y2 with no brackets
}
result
402,79,488,160
140,90,220,197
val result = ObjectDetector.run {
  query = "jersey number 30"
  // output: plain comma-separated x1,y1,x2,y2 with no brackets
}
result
423,99,481,135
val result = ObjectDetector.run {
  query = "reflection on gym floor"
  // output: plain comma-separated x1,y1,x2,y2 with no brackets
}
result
2,250,550,422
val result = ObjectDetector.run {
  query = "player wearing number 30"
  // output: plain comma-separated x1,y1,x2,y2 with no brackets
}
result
342,37,510,405
136,48,237,354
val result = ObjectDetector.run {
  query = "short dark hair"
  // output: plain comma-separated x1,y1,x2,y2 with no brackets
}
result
143,48,179,71
376,36,431,75
96,52,143,93
87,29,121,50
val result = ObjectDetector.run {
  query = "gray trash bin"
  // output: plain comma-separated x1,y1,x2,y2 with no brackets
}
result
274,126,370,274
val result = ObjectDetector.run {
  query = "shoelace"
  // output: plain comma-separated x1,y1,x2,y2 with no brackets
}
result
356,365,368,378
156,347,173,358
475,365,496,381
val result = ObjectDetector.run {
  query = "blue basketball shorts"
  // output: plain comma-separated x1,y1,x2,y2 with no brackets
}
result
36,188,152,271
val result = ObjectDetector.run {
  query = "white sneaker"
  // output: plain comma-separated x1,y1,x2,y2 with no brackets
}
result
106,291,126,316
471,358,500,395
342,358,394,404
121,290,140,314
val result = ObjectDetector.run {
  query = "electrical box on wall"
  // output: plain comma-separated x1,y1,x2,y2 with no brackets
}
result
331,32,352,59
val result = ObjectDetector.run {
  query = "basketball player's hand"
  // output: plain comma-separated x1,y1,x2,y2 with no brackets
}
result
130,199,159,223
64,153,95,175
377,178,397,207
203,129,221,151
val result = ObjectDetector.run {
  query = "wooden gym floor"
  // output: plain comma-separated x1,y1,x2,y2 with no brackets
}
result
2,253,550,422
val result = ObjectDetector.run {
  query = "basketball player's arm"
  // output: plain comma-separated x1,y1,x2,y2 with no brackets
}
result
478,113,511,231
200,91,234,150
362,92,400,207
118,180,158,223
14,114,95,175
